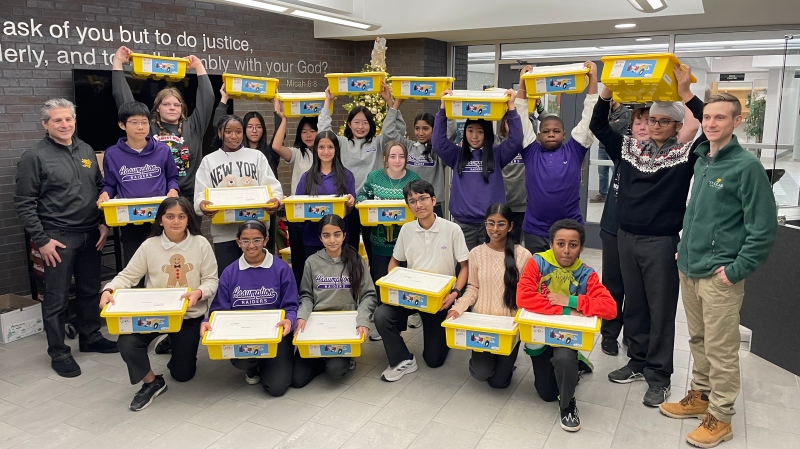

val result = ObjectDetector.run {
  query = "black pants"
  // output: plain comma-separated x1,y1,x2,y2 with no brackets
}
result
41,228,103,361
374,303,449,367
618,230,679,387
288,221,306,289
266,215,276,254
345,209,365,252
530,346,579,410
369,253,392,285
454,219,486,251
599,230,625,341
214,240,242,276
523,232,550,255
230,333,293,396
291,351,350,388
117,316,203,384
509,212,525,245
469,341,520,389
119,223,152,267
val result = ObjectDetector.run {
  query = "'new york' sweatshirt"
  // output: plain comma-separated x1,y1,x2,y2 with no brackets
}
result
102,136,180,199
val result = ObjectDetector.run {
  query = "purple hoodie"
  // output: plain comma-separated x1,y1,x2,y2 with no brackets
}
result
101,136,180,199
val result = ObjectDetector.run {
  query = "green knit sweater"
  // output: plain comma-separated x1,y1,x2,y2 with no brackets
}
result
356,168,421,257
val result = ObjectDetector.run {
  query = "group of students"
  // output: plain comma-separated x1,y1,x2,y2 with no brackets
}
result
26,44,776,446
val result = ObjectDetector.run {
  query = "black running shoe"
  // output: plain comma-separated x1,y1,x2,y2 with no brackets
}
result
130,374,167,411
560,398,581,432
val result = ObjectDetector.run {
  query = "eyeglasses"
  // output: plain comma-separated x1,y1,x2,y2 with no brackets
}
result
407,195,432,207
485,221,509,229
126,121,150,128
648,118,677,127
246,125,263,131
239,238,264,246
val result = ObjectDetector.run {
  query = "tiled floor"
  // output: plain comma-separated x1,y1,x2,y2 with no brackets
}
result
1,249,799,449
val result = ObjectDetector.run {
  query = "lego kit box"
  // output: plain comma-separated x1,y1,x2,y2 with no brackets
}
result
0,294,43,344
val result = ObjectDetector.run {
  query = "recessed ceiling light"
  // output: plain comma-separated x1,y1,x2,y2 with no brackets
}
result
635,37,652,41
616,23,637,29
223,0,288,13
291,10,374,30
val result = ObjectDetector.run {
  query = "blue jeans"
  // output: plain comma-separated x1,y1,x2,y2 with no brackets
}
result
598,146,610,197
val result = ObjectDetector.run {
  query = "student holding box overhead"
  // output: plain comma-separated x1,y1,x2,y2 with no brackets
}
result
99,197,219,411
517,219,616,432
373,180,470,381
200,220,297,397
293,215,378,387
432,88,522,250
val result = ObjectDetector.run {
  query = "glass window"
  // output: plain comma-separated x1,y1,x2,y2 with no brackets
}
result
501,35,670,61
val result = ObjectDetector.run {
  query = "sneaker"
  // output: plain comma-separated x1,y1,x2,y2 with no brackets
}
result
601,337,619,356
381,356,418,382
130,374,167,411
245,368,261,385
577,352,593,374
589,194,606,203
687,413,733,448
660,390,709,419
560,398,581,432
408,313,422,329
79,337,119,354
608,366,644,384
349,359,357,370
154,335,172,354
51,356,81,378
369,328,382,341
643,385,671,407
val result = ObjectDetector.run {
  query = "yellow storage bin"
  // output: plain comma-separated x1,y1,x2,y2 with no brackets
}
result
101,196,168,227
376,267,456,313
130,53,188,81
293,311,365,358
282,195,348,222
527,95,543,115
388,76,454,100
325,72,385,96
442,312,519,356
202,310,284,360
204,186,273,225
101,288,188,335
356,200,414,226
222,73,279,100
600,53,697,102
514,308,601,352
521,63,590,96
443,90,509,121
279,247,292,265
276,93,331,117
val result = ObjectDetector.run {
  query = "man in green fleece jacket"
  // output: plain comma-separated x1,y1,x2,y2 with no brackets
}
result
661,93,777,448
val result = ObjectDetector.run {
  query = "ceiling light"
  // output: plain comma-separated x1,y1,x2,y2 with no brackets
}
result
627,0,668,13
635,37,652,41
291,10,373,30
223,0,288,13
615,23,637,29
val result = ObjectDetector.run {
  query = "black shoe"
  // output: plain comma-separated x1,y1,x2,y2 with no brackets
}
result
608,365,645,384
601,337,619,356
130,375,167,411
643,385,671,407
560,398,581,432
52,357,81,378
79,337,118,354
154,335,172,354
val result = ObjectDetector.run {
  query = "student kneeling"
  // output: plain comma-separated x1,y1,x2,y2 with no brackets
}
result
517,219,616,432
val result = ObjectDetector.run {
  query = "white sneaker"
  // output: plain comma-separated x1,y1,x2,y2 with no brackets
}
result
244,368,261,385
381,356,418,382
369,328,382,341
408,313,422,329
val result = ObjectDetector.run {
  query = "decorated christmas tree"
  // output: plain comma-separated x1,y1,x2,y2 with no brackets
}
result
339,37,389,135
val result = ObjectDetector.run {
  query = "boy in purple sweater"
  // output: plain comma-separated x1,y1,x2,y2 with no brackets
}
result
202,220,298,396
514,63,599,254
98,101,180,265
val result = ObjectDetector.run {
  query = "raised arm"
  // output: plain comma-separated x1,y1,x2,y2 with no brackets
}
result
589,90,624,162
318,87,335,132
111,46,135,109
270,98,294,162
211,86,229,130
432,98,461,168
515,66,538,148
570,61,599,149
495,100,523,167
184,56,214,135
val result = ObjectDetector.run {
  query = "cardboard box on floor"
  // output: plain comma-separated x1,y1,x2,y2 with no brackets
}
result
0,294,43,344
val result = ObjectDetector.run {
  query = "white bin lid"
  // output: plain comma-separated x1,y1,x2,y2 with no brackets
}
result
278,92,326,100
529,63,588,75
517,309,598,329
102,196,168,205
107,288,187,313
447,312,517,331
379,267,454,294
205,310,282,341
448,90,509,99
295,311,359,342
207,187,271,206
357,199,407,207
284,194,341,201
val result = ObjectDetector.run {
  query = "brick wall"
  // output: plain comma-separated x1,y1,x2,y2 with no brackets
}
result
0,0,447,295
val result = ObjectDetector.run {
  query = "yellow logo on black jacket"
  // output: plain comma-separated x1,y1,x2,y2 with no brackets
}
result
81,158,92,168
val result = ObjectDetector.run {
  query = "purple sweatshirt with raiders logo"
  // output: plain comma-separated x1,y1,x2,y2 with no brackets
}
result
101,136,180,199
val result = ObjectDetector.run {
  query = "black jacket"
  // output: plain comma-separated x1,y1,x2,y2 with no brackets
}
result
15,135,103,246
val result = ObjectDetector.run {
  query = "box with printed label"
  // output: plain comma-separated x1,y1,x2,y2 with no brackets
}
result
223,73,279,100
376,267,456,313
388,77,455,100
293,311,365,358
600,53,697,102
0,294,43,344
282,195,348,222
101,196,168,227
442,90,509,121
325,72,386,96
442,312,519,355
276,93,331,117
130,53,188,81
204,186,273,225
356,199,414,227
202,310,284,360
514,308,600,352
101,288,188,335
522,63,590,96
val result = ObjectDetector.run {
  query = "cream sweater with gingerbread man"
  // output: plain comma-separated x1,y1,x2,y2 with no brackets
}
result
105,232,219,319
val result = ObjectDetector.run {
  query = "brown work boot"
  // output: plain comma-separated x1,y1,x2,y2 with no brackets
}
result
660,390,709,419
686,413,733,448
